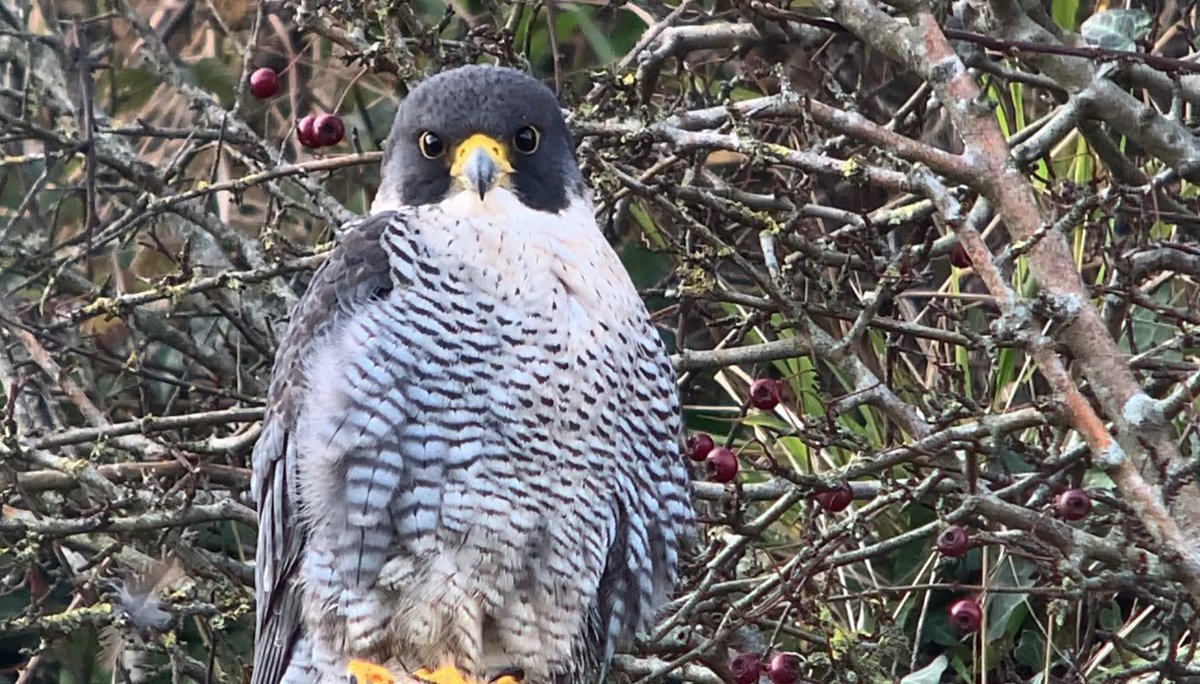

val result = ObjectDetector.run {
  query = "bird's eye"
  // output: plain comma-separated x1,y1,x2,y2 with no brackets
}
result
514,126,540,155
418,131,444,159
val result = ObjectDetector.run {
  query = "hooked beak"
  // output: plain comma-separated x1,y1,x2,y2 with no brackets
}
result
450,134,514,200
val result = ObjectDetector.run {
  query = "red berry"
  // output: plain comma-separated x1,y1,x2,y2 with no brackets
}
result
748,378,782,411
1055,489,1091,521
765,652,800,684
950,242,972,268
705,447,738,483
814,483,853,512
248,68,280,99
686,433,715,462
948,598,983,633
730,653,762,684
297,115,320,148
313,113,345,147
936,524,970,557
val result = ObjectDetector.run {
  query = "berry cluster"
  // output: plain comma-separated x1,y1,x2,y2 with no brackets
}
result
297,113,345,149
937,524,983,633
687,433,738,483
935,490,1094,636
679,379,790,484
247,67,345,149
728,652,801,684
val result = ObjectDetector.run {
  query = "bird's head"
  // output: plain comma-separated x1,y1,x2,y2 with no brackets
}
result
373,65,585,215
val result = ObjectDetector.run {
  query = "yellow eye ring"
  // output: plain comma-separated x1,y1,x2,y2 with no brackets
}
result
418,131,444,159
513,126,539,155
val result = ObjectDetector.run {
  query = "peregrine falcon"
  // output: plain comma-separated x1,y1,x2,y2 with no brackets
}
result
251,65,694,684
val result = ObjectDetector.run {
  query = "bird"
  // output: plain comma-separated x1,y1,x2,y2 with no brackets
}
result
250,64,694,684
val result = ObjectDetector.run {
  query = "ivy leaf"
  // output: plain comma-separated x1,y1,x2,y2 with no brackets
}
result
1080,9,1153,51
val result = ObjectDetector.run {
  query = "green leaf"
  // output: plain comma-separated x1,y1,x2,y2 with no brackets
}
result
741,413,793,431
1053,0,1081,30
1015,628,1045,668
1099,601,1124,631
900,655,948,684
629,201,667,249
191,57,237,105
109,67,158,112
986,557,1037,642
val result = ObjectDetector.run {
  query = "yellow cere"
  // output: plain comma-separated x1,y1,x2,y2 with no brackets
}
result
450,134,514,177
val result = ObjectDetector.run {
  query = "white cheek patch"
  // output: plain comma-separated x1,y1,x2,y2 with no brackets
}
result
397,192,647,351
439,187,529,220
369,188,403,215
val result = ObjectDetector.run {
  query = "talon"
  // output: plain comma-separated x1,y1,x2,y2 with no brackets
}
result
348,659,396,684
487,666,525,684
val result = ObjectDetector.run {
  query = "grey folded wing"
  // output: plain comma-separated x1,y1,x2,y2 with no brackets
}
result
251,214,396,684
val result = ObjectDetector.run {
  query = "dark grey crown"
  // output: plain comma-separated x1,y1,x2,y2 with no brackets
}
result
376,65,585,213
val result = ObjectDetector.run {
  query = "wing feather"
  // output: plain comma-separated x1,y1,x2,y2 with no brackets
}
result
251,214,396,684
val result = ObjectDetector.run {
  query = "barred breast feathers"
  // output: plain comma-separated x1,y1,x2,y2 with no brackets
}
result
272,193,690,682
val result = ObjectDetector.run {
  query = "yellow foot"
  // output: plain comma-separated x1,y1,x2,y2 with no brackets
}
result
348,659,396,684
348,661,524,684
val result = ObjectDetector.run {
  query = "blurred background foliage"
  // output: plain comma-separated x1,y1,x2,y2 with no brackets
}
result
2,0,1200,682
